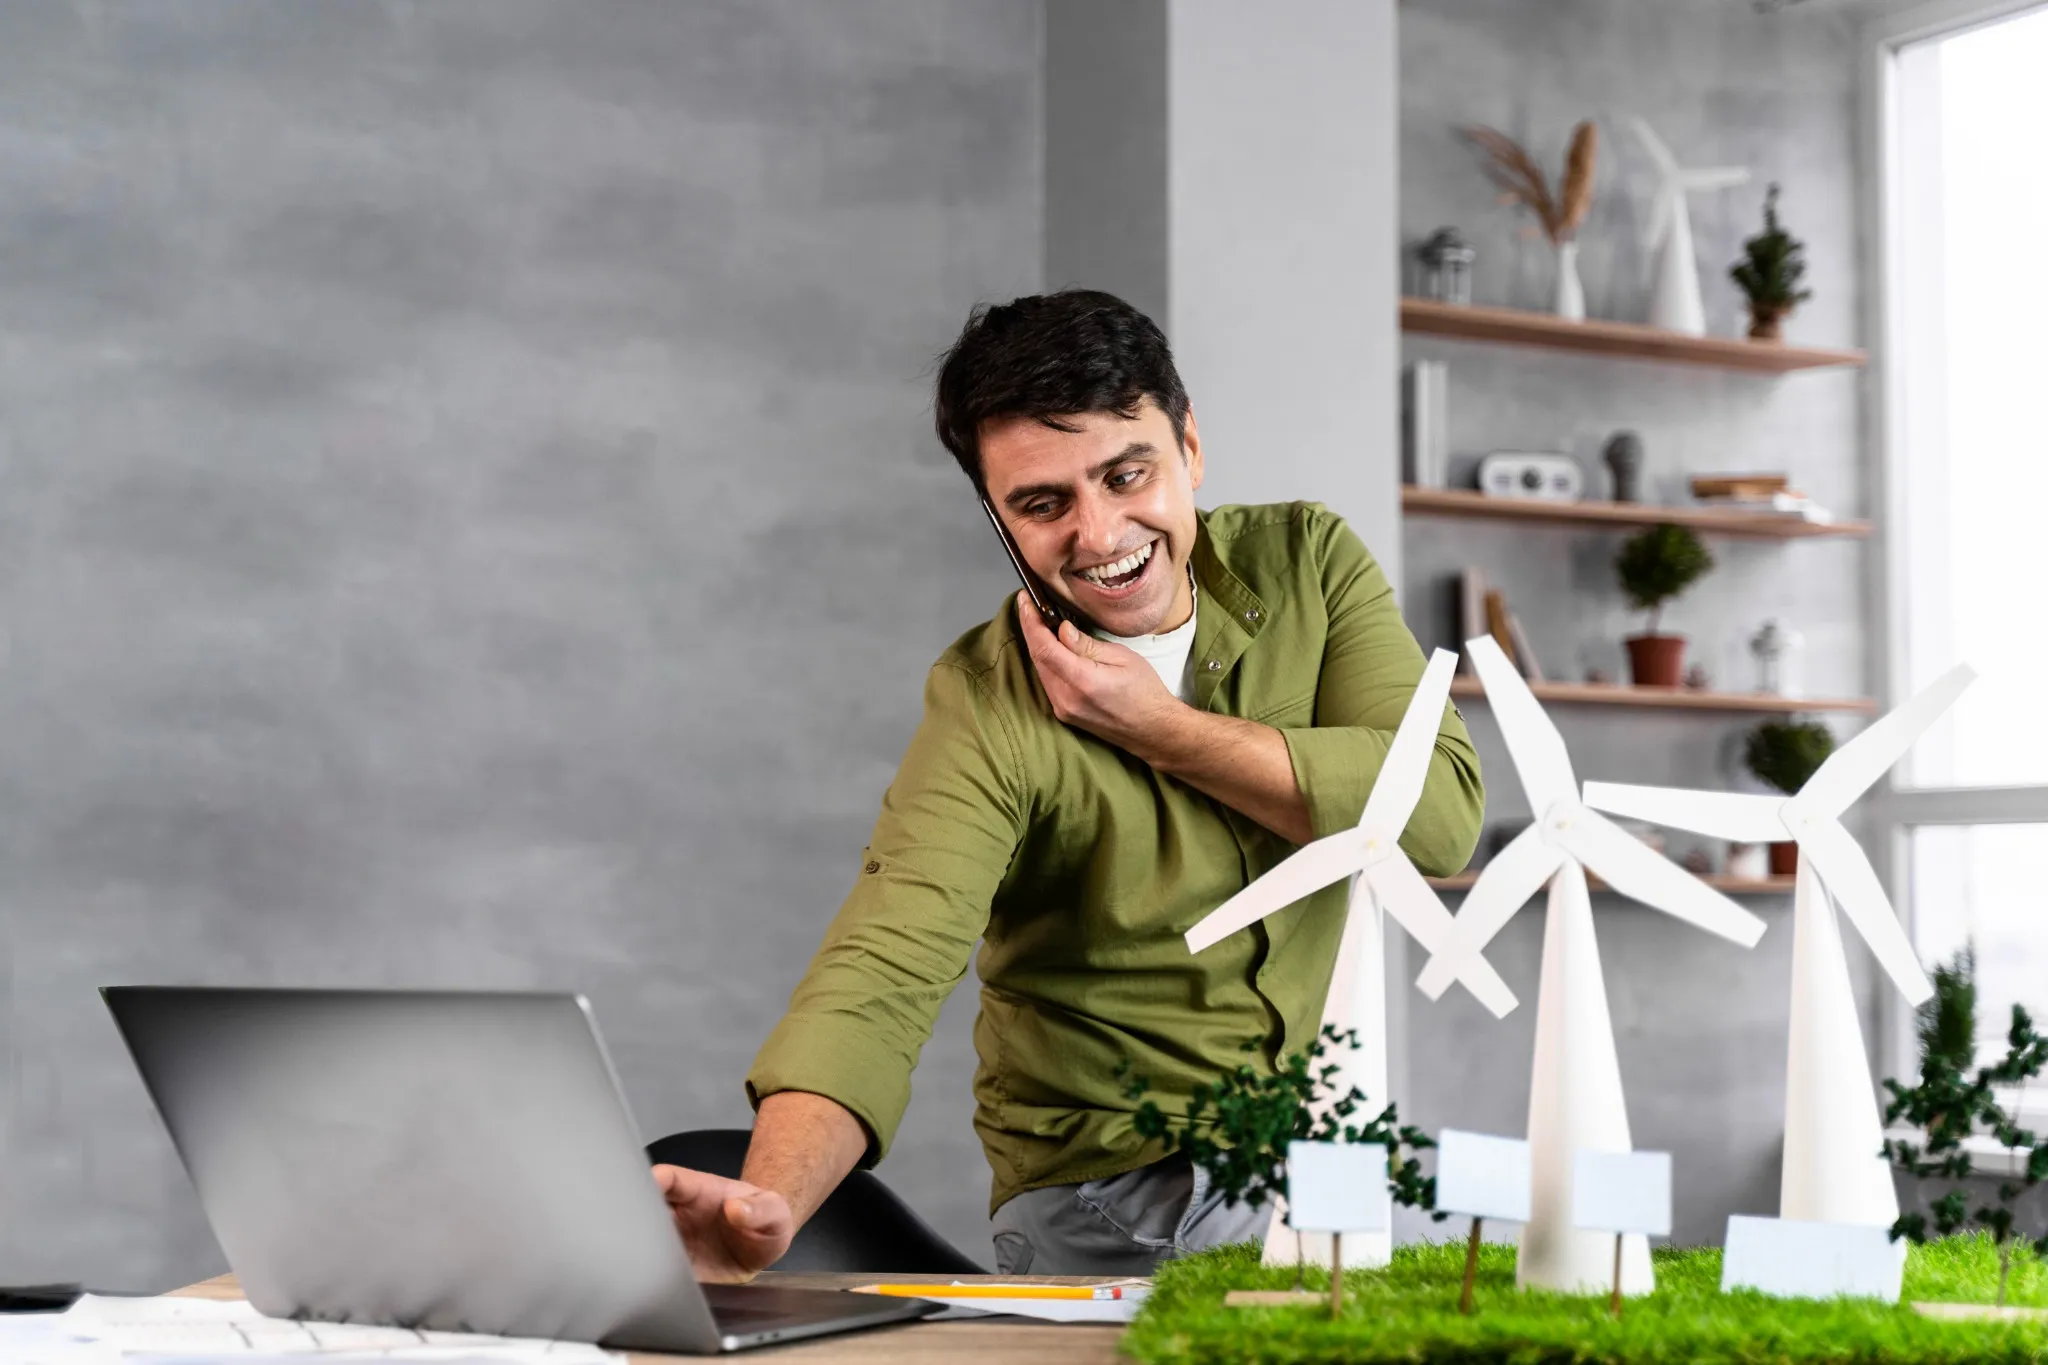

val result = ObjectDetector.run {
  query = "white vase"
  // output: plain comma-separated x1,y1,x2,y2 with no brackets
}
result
1553,241,1586,322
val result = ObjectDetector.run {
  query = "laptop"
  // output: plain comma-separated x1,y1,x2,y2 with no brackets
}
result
101,987,941,1353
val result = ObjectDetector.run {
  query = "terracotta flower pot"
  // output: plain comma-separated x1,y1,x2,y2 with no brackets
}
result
1748,303,1789,342
1625,634,1687,688
1769,841,1800,877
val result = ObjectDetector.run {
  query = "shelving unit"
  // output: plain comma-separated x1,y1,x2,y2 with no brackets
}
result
1427,871,1794,895
1402,486,1870,541
1400,297,1866,374
1448,676,1876,716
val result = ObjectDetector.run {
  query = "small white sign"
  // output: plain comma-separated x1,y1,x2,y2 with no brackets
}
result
1721,1215,1905,1302
1570,1149,1671,1237
1286,1141,1391,1235
1434,1129,1532,1223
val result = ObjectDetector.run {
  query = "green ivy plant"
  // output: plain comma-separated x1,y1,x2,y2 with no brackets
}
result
1882,946,2048,1306
1119,1024,1442,1221
1613,523,1713,636
1743,719,1836,795
1730,183,1814,311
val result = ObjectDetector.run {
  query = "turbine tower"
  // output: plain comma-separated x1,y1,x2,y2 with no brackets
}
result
1184,649,1517,1269
1414,637,1767,1294
1583,664,1976,1227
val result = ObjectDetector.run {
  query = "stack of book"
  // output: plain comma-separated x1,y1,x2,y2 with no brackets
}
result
1690,474,1835,525
1458,568,1543,681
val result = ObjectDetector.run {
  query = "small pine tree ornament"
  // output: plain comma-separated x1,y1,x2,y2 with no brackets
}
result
1730,183,1814,342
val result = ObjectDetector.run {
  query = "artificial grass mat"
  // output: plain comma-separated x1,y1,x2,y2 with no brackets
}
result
1120,1234,2048,1365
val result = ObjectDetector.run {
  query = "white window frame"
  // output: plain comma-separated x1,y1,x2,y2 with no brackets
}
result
1862,0,2048,1097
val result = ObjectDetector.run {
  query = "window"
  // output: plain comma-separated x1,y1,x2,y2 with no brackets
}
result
1874,1,2048,1089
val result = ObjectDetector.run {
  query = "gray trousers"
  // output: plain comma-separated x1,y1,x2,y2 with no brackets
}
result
988,1154,1270,1276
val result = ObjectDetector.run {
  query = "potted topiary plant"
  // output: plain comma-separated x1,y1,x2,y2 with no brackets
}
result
1744,718,1836,875
1730,183,1813,342
1614,523,1713,688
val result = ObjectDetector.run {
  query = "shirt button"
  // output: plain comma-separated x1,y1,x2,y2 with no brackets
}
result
1205,659,1222,672
1245,608,1260,622
864,860,881,874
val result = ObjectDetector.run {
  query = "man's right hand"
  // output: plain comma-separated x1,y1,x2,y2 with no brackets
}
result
652,1165,795,1283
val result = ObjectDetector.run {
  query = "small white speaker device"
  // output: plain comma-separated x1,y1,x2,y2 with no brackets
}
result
1476,453,1584,502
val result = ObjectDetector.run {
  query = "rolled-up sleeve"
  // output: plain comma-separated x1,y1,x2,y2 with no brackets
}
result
746,661,1024,1165
1278,515,1484,877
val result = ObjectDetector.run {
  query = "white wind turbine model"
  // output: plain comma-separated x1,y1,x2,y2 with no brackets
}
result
1413,637,1767,1295
1583,664,1977,1230
1184,648,1519,1271
1633,116,1749,335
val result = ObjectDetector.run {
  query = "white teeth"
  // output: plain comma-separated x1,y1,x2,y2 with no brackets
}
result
1081,541,1154,585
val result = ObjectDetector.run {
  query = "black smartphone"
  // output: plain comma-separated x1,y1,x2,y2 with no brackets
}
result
981,496,1092,636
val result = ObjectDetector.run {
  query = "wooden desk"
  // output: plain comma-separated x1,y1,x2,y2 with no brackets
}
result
173,1272,1128,1363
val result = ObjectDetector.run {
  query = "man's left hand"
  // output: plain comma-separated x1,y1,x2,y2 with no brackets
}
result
1016,591,1188,759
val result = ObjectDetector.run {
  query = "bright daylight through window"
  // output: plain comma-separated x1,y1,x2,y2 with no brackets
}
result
1894,7,2048,789
1887,5,2048,1102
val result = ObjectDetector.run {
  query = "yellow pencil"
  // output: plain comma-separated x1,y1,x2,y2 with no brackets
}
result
857,1283,1142,1300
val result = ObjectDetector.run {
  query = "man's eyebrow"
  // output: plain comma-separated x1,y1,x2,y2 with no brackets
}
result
1002,442,1159,510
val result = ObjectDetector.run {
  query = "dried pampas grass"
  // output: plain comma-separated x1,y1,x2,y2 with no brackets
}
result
1462,119,1598,245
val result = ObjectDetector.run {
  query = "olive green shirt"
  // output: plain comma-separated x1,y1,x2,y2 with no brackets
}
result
746,501,1484,1213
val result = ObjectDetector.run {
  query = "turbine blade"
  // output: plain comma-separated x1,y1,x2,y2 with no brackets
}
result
1557,809,1766,948
1801,664,1976,818
1414,823,1563,1000
1582,781,1786,844
1369,856,1518,1018
1682,167,1751,190
1358,649,1461,835
1798,820,1935,1005
1631,116,1678,176
1466,635,1579,814
1185,828,1371,953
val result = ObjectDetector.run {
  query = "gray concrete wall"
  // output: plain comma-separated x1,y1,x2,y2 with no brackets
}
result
1166,0,1404,585
0,0,1038,1290
1395,0,1874,1247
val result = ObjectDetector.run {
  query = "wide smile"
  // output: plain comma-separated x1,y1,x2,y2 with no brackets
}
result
1068,538,1161,603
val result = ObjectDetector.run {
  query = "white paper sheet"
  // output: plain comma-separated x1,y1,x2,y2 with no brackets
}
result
1435,1129,1532,1224
1286,1142,1390,1235
1570,1150,1672,1238
1,1294,616,1361
1721,1215,1905,1302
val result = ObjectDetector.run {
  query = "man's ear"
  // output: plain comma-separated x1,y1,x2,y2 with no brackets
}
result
1182,409,1204,492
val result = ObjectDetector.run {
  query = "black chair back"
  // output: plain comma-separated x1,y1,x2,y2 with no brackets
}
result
645,1129,987,1274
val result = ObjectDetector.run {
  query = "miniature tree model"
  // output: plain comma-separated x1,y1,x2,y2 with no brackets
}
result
1121,1026,1440,1291
1729,183,1813,341
1745,720,1837,876
1883,947,2048,1307
1614,523,1713,687
1745,719,1837,795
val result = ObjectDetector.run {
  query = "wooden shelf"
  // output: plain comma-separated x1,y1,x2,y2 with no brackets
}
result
1402,486,1871,540
1449,676,1877,715
1429,872,1794,895
1401,297,1866,374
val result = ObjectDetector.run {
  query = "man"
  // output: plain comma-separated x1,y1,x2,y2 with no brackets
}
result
656,290,1484,1277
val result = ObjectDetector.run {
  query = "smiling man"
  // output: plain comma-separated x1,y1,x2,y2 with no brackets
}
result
654,290,1484,1278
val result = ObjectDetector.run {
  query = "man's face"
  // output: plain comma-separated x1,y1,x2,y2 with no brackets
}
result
979,399,1203,638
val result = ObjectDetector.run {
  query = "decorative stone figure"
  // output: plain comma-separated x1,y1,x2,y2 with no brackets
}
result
1603,432,1645,504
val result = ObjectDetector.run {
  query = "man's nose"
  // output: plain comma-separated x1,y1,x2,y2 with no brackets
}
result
1071,492,1122,559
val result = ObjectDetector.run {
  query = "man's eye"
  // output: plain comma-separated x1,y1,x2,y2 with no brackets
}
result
1026,500,1061,519
1109,469,1143,489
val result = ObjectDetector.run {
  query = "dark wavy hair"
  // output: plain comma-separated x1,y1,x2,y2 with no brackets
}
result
932,289,1191,488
